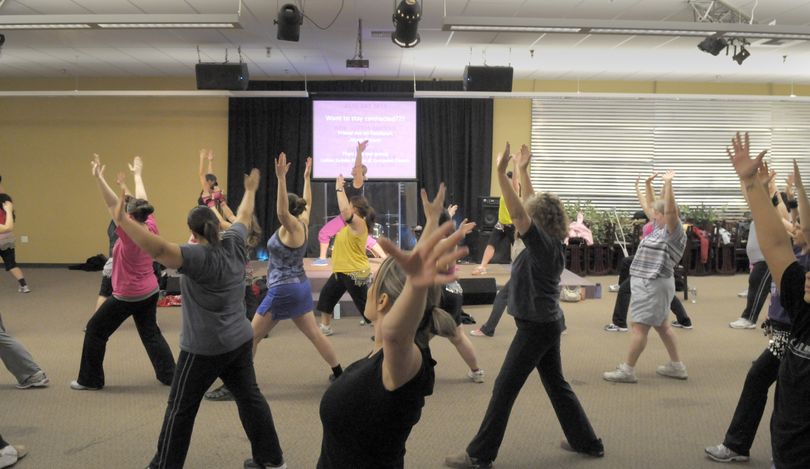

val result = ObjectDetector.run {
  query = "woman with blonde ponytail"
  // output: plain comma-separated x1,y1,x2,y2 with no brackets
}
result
318,184,468,469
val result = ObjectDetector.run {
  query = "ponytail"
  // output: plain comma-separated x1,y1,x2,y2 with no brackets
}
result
187,206,222,247
414,305,457,349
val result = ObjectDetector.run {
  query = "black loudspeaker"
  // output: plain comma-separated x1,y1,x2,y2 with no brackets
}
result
459,278,497,305
463,66,513,92
195,63,249,90
479,196,500,231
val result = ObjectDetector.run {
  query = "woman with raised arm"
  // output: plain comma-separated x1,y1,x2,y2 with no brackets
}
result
318,185,467,469
603,169,688,384
725,133,810,469
197,148,236,222
71,155,175,391
114,168,286,468
446,143,603,469
205,154,345,402
316,172,377,336
0,185,31,293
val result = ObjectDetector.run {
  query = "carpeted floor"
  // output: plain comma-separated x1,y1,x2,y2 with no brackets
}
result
0,268,776,468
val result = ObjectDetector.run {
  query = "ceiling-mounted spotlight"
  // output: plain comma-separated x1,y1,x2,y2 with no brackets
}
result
697,36,728,56
276,3,303,42
733,45,750,65
392,0,421,48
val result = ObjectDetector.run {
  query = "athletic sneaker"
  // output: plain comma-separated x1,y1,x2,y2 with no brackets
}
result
656,362,688,380
444,451,492,468
603,323,628,332
244,458,287,468
560,439,605,458
467,369,485,383
18,285,30,293
729,318,757,329
737,289,748,298
204,384,234,401
320,324,334,336
608,283,620,292
672,320,694,329
705,444,749,463
469,328,492,337
603,364,637,383
70,380,101,391
16,370,49,389
0,443,28,469
359,319,367,325
312,258,329,267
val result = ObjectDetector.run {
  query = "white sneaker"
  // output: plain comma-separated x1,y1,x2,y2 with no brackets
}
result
737,289,748,298
467,369,485,383
0,444,27,468
603,364,637,383
729,318,756,329
705,444,749,463
319,324,334,336
608,284,620,292
70,380,101,391
656,362,688,380
18,285,30,293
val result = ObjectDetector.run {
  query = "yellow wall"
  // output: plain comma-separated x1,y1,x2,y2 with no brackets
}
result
0,78,229,263
489,79,810,194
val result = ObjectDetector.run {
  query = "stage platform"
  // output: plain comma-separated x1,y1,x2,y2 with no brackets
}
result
247,259,599,317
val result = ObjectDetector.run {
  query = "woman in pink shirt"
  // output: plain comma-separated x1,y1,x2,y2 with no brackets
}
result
71,155,175,391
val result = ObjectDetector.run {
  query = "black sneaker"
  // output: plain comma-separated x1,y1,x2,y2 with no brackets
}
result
244,458,287,468
672,320,693,329
560,439,605,458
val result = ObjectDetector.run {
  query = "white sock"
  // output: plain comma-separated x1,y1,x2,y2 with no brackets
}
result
671,361,685,369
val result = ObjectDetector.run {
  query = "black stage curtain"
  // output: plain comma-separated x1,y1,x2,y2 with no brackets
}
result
227,80,492,249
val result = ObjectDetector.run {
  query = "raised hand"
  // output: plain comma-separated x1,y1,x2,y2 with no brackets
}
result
447,204,458,218
793,159,805,192
503,141,511,162
646,173,660,184
377,221,468,288
275,152,290,178
128,156,143,176
515,144,531,170
662,170,675,182
91,154,105,178
304,157,313,179
496,151,512,175
207,149,214,162
459,219,476,237
115,171,127,187
199,148,207,160
727,132,767,180
336,174,345,191
244,168,260,192
357,140,369,153
420,183,446,223
2,201,12,213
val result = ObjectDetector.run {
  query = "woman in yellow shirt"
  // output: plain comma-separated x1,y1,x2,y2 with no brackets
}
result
318,174,376,336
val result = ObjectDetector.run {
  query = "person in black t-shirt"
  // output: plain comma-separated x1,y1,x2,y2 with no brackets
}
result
726,133,810,469
446,143,603,469
318,185,467,469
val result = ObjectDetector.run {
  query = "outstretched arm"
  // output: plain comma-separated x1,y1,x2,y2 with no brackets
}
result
275,152,299,232
301,157,313,226
354,140,368,175
0,201,13,234
129,156,148,201
793,159,810,246
497,143,531,235
198,149,210,192
209,205,232,230
112,191,183,269
115,172,133,198
91,154,119,221
235,169,260,227
661,171,680,233
728,132,795,287
514,143,535,201
377,221,468,391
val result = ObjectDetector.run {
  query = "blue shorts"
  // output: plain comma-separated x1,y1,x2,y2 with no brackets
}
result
257,279,314,321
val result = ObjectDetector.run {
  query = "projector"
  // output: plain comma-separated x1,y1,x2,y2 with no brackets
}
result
346,59,369,69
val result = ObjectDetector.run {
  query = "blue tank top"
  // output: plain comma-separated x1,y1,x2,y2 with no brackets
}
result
266,224,308,288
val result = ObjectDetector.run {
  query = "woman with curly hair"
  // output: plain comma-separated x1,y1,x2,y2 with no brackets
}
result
446,144,603,468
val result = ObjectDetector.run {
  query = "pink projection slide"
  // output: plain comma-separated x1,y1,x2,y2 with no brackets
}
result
312,100,417,180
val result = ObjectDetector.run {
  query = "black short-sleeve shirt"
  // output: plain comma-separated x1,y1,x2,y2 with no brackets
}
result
780,261,810,344
508,223,565,324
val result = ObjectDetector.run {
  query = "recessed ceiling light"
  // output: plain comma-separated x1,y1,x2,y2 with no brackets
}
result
96,23,235,28
1,24,92,29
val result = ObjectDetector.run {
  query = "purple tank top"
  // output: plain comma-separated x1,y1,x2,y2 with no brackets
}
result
767,247,810,326
266,225,308,288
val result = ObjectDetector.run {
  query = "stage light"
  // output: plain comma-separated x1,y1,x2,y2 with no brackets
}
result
733,45,750,65
392,0,421,48
276,3,303,42
697,36,727,56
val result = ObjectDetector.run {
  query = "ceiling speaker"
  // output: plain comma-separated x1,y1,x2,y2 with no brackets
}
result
195,63,249,91
463,66,513,92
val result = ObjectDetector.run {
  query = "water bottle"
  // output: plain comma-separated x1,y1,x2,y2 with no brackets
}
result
688,287,697,304
333,303,341,319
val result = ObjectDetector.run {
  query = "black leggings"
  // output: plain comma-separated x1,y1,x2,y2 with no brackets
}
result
740,261,771,323
316,272,370,323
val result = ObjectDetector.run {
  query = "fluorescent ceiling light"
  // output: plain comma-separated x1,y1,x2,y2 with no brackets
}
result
0,14,240,30
443,16,810,41
1,24,92,29
0,90,308,98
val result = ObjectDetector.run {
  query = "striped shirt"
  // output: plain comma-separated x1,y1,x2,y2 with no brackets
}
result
629,220,686,280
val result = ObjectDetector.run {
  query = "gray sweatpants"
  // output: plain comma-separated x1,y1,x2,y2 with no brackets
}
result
0,313,41,384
